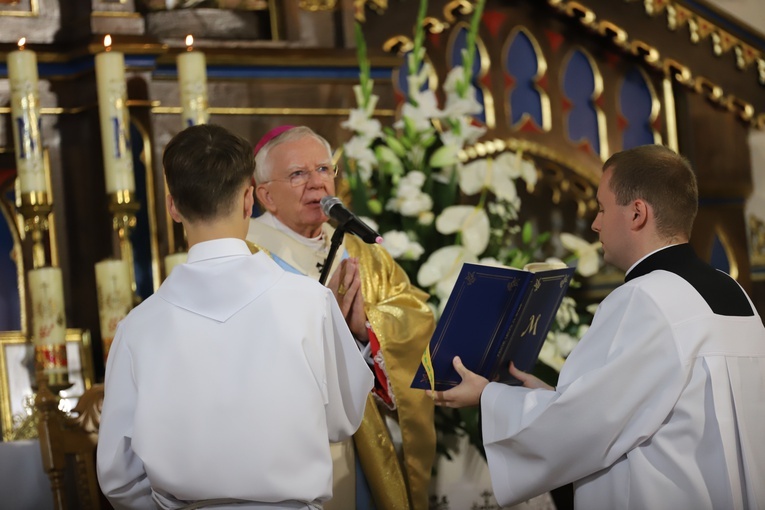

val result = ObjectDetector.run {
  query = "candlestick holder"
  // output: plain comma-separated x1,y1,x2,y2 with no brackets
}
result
16,191,52,270
108,190,141,304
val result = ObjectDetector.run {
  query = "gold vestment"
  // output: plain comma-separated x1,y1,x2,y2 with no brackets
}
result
247,219,436,510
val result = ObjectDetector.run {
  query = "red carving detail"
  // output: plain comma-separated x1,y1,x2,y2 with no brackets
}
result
545,30,564,53
594,95,605,109
617,114,628,131
652,116,663,131
605,52,621,68
482,10,507,38
520,117,543,133
537,74,548,90
561,96,573,112
504,73,515,88
0,168,15,188
578,139,595,155
428,31,441,49
480,74,492,87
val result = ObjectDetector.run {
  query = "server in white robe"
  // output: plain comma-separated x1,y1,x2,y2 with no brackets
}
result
96,124,373,510
432,144,765,510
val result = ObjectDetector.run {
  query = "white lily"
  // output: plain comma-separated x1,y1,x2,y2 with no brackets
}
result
435,205,490,256
343,136,377,181
560,233,601,277
397,88,442,131
386,171,432,217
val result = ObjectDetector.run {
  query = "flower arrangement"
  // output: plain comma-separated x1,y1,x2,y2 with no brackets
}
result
342,0,602,457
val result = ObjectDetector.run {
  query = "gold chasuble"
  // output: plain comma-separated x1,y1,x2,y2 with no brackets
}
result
247,218,436,510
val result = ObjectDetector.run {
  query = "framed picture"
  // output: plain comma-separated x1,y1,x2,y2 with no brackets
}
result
0,329,94,440
0,0,39,17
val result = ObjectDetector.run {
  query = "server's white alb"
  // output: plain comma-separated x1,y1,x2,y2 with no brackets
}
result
96,239,373,509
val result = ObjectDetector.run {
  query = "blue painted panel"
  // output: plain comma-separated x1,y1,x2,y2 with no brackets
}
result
129,123,154,301
0,186,21,331
395,51,430,101
620,67,654,149
562,50,599,154
506,31,543,127
710,234,731,275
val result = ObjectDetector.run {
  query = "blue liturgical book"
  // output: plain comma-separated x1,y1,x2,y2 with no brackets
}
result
411,262,576,391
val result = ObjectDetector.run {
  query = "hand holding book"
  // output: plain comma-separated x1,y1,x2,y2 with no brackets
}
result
411,261,575,392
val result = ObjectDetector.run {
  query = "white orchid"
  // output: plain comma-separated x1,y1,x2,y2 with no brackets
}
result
495,152,538,190
555,296,580,330
435,205,490,256
381,230,424,261
458,158,519,202
560,233,601,277
417,245,478,306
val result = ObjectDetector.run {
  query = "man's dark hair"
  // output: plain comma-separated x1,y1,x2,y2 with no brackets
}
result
163,124,254,222
603,144,698,239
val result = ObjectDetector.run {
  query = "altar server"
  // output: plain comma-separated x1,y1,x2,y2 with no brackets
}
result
247,126,435,510
97,124,373,510
432,144,765,509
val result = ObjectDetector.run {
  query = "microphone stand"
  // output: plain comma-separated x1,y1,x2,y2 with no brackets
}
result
319,224,346,286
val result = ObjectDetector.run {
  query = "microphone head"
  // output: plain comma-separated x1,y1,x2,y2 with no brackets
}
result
320,195,342,216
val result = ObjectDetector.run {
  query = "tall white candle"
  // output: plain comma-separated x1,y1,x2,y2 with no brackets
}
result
164,251,187,278
8,38,47,194
28,266,66,346
95,35,135,194
95,258,132,361
176,35,209,128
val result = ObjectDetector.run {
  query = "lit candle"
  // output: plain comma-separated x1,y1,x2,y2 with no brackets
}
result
95,35,135,194
176,35,209,128
164,251,188,278
27,266,68,385
95,258,132,361
8,38,46,194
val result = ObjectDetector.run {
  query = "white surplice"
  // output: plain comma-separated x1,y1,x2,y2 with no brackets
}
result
481,251,765,509
96,238,373,510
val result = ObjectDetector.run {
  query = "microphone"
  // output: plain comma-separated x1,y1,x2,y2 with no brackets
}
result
320,196,383,244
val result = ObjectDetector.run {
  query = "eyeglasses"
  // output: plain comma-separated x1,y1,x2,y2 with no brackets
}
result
267,164,338,188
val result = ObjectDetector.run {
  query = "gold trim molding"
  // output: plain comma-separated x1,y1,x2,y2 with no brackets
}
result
548,0,765,130
0,0,39,17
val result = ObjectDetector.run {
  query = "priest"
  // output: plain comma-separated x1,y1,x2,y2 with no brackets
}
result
247,125,436,510
432,144,765,509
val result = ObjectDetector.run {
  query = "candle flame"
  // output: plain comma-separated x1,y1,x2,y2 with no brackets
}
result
18,37,26,50
104,34,112,50
185,34,194,50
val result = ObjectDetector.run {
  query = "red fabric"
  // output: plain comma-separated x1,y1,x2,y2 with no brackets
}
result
367,324,393,408
253,125,295,156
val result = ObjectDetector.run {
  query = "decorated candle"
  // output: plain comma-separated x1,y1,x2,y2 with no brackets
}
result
8,38,46,194
95,35,135,193
164,251,188,278
177,35,209,128
94,258,132,361
27,266,68,384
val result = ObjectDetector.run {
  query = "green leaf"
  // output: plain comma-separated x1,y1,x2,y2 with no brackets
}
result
382,135,407,158
429,145,460,168
522,221,533,244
